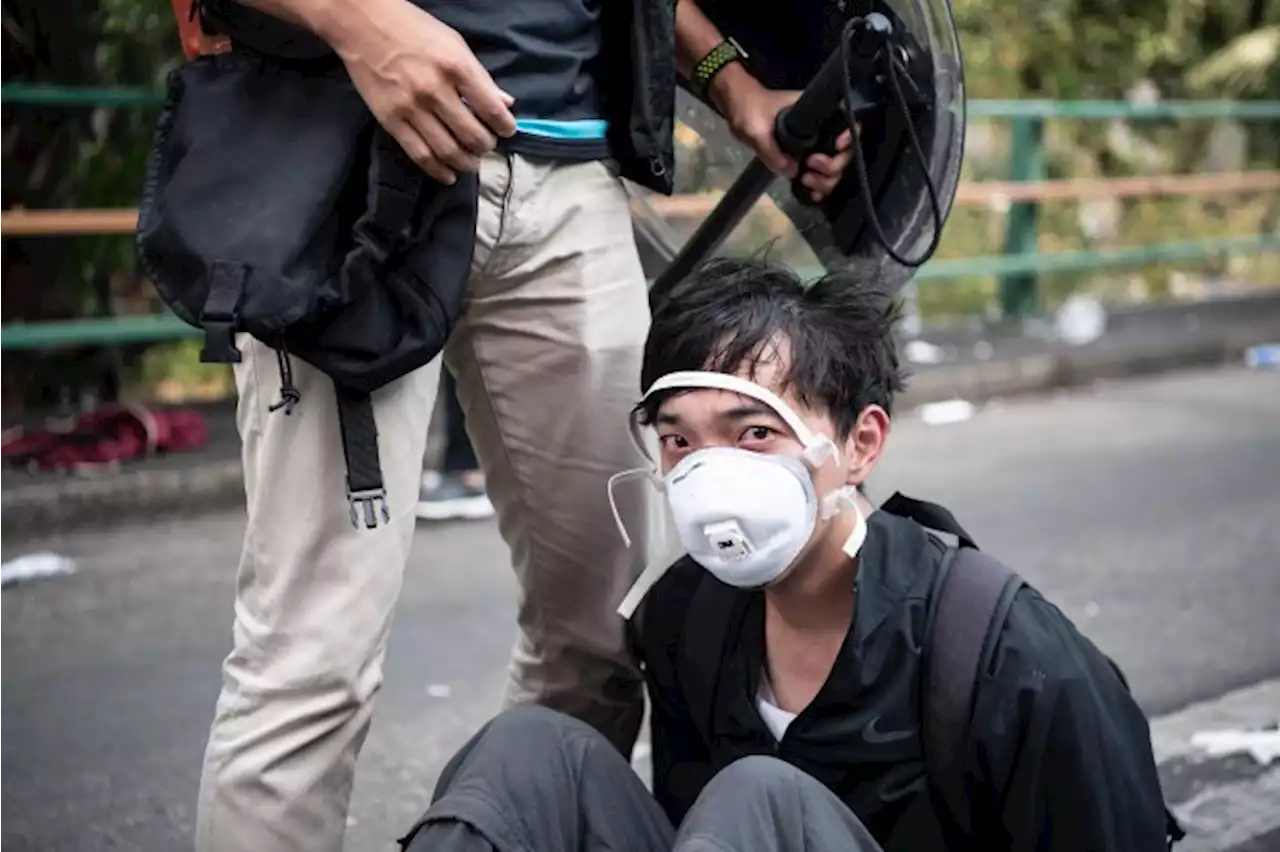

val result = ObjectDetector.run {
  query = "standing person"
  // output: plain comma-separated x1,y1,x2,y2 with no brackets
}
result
417,372,495,522
191,0,855,850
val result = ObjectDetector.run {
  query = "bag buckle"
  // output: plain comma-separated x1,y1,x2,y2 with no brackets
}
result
348,487,390,530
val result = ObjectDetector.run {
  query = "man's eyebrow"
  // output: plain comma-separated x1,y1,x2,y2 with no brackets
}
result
717,402,777,421
654,401,780,426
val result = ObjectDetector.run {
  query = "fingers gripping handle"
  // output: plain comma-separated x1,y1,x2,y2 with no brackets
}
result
773,13,894,208
773,47,849,162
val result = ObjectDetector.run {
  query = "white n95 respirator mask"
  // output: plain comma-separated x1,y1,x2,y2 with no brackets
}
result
610,370,866,618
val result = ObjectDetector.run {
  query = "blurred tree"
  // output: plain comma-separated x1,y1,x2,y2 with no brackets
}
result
2,0,181,409
953,0,1279,171
2,0,1277,407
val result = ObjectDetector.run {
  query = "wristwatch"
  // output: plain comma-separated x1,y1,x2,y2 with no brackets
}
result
692,37,749,102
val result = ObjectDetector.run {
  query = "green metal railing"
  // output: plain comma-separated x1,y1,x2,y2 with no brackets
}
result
2,83,1278,351
968,100,1280,316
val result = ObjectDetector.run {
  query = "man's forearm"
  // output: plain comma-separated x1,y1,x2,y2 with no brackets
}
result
673,0,760,116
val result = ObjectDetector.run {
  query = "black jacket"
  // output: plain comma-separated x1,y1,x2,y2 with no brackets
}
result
635,510,1172,851
597,0,677,195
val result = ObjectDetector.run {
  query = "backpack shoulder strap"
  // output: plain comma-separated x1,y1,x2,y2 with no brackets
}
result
923,546,1024,835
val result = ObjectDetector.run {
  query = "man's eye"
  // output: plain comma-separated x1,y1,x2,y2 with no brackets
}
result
741,426,775,442
659,434,689,449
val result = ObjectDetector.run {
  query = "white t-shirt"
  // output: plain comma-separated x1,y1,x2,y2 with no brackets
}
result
756,669,799,742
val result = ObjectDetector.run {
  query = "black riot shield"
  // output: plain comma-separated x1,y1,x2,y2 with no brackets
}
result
646,0,966,306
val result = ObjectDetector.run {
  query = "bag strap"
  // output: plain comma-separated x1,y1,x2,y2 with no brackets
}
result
326,134,435,532
881,492,977,549
198,260,248,363
880,492,1024,834
924,546,1023,836
335,386,388,529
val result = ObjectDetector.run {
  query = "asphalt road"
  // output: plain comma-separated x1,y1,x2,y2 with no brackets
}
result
3,366,1279,852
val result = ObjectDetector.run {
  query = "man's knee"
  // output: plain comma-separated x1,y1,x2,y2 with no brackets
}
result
706,754,806,800
478,704,609,753
690,756,823,818
437,701,622,788
433,705,628,806
683,757,884,852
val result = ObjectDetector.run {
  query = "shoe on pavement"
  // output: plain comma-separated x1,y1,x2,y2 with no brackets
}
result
416,471,495,521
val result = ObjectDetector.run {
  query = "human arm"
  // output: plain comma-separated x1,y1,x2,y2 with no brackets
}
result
672,0,851,202
969,589,1174,851
240,0,517,185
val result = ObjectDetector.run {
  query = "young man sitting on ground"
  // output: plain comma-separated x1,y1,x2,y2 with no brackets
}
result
399,258,1180,852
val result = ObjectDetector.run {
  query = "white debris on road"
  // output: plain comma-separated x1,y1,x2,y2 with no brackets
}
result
1,552,77,589
1243,344,1280,370
1190,728,1280,766
903,339,948,365
425,684,453,699
1055,294,1108,346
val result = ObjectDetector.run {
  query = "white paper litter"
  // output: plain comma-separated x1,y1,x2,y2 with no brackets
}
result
426,683,453,699
1,552,77,588
903,340,947,365
1189,728,1280,765
1055,294,1108,346
919,399,976,426
1243,344,1280,370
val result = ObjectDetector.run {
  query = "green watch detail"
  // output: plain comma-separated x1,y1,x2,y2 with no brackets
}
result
693,37,748,100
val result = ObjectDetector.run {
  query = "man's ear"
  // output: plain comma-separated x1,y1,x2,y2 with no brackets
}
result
842,405,890,487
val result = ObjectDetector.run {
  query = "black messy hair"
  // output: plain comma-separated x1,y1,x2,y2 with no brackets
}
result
639,257,908,438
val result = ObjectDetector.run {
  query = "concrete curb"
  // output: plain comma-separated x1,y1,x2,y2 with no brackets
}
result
2,327,1276,540
2,458,246,540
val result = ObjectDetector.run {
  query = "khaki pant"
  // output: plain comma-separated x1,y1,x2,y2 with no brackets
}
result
195,154,652,852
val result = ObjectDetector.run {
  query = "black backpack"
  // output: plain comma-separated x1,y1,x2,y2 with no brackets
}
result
137,11,477,529
878,494,1185,849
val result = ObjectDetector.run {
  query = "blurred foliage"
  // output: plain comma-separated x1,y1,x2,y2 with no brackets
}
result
64,0,183,297
2,0,1278,406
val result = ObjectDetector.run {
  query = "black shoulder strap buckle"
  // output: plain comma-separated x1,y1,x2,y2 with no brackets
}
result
334,385,389,530
199,260,248,363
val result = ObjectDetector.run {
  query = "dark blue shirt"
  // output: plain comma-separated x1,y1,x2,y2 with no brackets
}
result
427,0,610,161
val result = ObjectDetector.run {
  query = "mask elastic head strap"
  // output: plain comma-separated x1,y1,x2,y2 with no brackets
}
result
635,371,835,467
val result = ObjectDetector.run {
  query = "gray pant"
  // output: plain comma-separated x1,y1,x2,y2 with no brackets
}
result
401,706,885,852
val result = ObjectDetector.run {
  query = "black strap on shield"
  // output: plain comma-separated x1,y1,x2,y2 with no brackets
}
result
832,15,944,267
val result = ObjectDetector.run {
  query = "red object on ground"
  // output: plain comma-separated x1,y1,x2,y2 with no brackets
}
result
1,405,209,474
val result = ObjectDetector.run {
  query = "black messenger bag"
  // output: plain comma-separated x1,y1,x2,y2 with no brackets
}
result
137,31,478,529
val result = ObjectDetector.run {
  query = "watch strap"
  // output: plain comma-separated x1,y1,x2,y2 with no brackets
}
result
693,37,747,100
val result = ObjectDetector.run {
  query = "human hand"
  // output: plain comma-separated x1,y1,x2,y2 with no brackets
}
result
321,0,518,184
718,75,855,203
